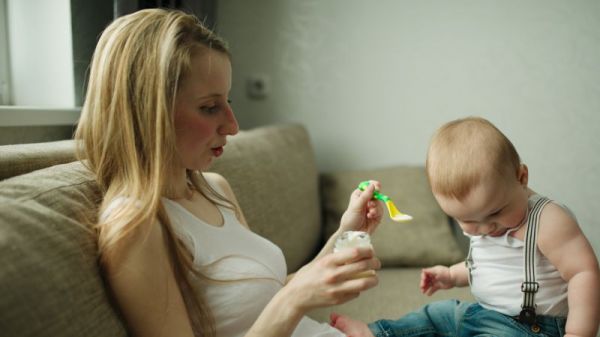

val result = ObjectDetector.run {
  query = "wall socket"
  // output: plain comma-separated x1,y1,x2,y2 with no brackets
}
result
246,74,269,100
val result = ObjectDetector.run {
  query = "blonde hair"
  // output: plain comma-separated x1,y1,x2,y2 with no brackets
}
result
425,116,521,199
74,8,231,337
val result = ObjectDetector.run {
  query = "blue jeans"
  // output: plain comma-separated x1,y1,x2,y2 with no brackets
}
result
368,300,566,337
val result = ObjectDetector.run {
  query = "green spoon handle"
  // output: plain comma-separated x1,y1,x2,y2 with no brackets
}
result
358,181,390,202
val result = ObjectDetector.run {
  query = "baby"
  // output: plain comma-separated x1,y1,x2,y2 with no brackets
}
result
331,117,599,337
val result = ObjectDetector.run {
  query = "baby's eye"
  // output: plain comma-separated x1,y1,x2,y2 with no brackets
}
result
489,209,502,217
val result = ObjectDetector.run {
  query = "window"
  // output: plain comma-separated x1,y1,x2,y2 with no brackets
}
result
0,0,11,105
5,0,75,107
0,0,79,130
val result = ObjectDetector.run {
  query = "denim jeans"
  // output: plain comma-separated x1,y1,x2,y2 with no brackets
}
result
368,300,566,337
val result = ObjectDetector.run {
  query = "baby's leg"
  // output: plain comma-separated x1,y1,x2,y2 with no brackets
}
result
367,300,471,336
330,313,374,337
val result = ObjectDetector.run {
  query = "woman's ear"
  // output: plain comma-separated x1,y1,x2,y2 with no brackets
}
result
518,164,529,187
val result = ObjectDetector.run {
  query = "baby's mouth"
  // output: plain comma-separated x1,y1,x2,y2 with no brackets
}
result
486,224,506,237
488,230,505,237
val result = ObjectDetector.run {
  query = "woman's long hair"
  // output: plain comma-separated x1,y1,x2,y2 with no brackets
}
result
74,8,231,337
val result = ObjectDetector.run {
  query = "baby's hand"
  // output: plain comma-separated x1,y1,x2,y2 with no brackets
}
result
340,180,384,234
420,265,454,296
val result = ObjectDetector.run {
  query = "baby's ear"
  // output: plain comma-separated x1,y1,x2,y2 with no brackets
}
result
518,164,529,186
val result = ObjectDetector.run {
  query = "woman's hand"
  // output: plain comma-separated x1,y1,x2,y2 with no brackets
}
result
339,180,384,234
245,248,380,337
282,247,380,312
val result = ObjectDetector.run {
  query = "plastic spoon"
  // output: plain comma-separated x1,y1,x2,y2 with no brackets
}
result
358,181,413,222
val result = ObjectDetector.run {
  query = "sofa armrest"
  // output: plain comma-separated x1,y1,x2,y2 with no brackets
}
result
0,139,76,180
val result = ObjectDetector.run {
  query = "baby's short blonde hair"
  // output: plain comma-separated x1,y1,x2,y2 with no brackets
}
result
426,116,521,199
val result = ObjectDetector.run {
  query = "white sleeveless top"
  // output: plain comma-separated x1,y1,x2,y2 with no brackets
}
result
95,179,339,337
466,194,569,317
161,194,345,337
102,193,344,337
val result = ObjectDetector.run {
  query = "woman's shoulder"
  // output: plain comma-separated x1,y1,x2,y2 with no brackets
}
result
203,172,249,228
100,196,139,221
203,171,226,185
203,172,234,199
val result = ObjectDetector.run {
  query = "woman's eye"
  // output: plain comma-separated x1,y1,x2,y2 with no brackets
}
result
200,99,231,114
200,105,219,114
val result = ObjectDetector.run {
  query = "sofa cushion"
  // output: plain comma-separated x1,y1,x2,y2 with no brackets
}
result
0,162,127,337
210,124,322,272
308,268,474,323
321,166,465,267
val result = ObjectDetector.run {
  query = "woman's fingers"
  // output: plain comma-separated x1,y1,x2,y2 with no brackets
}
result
330,247,375,265
325,247,380,286
324,274,379,304
288,249,381,310
352,180,380,205
365,180,382,192
335,257,381,276
355,180,381,205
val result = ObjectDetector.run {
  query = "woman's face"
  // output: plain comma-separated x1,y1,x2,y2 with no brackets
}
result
173,49,238,171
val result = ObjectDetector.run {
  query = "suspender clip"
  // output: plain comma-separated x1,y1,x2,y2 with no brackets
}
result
518,306,537,325
521,281,539,293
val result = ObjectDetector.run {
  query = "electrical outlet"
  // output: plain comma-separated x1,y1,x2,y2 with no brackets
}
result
246,74,269,100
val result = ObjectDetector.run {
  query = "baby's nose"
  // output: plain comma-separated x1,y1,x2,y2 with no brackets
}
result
461,223,480,236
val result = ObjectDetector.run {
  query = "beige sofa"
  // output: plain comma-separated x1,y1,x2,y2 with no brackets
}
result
0,124,472,336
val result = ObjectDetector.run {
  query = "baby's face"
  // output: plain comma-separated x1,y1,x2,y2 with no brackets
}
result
434,167,530,237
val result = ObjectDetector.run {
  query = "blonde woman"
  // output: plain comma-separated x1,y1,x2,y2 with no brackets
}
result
75,8,383,337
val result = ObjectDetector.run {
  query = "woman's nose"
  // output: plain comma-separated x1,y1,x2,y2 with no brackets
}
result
220,105,239,135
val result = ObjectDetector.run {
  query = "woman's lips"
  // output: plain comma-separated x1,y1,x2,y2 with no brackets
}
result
211,146,224,157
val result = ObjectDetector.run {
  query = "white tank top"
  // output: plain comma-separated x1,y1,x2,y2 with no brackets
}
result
102,192,344,337
161,183,345,337
466,194,569,317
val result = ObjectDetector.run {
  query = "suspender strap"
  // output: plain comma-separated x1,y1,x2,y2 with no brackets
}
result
519,196,552,325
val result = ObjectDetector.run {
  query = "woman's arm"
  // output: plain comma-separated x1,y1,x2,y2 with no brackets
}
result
103,218,195,337
208,173,381,337
246,247,380,337
538,203,600,337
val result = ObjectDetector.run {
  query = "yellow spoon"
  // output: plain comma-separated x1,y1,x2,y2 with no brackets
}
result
358,181,413,222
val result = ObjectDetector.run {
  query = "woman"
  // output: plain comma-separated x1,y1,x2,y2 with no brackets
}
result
75,8,382,337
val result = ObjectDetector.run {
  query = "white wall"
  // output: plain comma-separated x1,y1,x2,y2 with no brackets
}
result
217,1,600,255
7,0,74,107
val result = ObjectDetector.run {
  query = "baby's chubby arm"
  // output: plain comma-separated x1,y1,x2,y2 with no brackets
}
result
420,261,469,296
538,203,600,337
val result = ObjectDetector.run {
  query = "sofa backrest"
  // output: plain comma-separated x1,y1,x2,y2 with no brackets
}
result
0,124,321,336
0,161,127,337
209,124,322,271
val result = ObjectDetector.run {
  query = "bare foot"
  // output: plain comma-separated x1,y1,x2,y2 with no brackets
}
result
330,312,374,337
